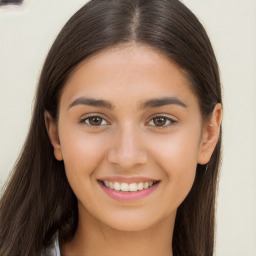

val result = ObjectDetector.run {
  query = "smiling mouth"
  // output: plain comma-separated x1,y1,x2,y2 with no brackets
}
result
100,180,160,192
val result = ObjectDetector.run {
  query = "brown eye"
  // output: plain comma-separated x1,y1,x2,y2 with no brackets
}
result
83,116,108,126
153,117,168,126
148,116,176,127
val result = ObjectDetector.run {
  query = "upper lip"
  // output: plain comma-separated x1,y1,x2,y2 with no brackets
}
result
98,176,160,184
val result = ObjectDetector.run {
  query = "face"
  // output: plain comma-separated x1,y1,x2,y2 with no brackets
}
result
47,44,219,232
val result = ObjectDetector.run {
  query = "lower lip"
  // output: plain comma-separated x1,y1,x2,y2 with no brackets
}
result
98,181,160,202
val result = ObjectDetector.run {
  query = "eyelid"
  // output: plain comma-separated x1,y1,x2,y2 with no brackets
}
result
79,113,110,126
146,114,178,128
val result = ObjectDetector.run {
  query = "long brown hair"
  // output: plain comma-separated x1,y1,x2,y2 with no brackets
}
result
0,0,222,255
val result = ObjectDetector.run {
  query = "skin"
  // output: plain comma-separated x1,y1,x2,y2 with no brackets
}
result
46,44,222,256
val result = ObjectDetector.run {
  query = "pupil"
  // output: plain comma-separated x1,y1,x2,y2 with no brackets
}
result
154,117,166,126
90,117,102,125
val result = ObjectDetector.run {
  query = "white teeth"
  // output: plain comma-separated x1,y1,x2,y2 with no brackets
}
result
137,182,144,191
102,180,157,192
103,181,109,187
143,182,149,189
109,181,114,189
114,182,121,191
129,183,138,192
120,183,129,192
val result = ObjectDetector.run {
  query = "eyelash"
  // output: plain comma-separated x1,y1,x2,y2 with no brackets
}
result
147,116,177,128
80,115,109,127
79,115,177,128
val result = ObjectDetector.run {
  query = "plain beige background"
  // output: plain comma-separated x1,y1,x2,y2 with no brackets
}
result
0,0,255,255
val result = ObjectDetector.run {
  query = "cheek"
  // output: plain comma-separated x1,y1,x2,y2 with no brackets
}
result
149,128,201,170
58,124,109,180
148,129,201,202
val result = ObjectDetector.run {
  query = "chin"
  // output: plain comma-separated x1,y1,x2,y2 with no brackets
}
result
99,210,172,233
107,220,155,232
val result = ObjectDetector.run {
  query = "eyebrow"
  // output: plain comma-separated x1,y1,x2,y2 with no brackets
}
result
139,97,187,109
68,96,187,110
68,97,114,110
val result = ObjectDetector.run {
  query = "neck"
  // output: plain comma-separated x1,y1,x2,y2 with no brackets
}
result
61,209,175,256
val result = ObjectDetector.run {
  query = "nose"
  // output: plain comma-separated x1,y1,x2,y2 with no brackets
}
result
108,124,148,169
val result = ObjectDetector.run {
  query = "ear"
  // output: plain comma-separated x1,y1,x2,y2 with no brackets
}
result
44,111,63,161
198,103,222,165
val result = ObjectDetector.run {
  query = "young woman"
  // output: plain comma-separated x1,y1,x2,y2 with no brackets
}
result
0,0,222,255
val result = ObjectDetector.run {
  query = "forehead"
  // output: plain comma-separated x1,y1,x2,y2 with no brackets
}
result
60,44,199,109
